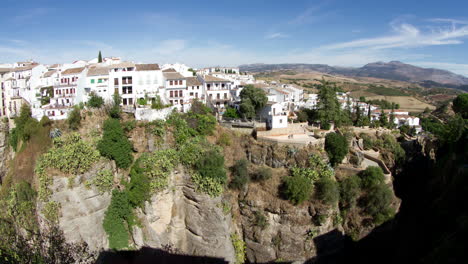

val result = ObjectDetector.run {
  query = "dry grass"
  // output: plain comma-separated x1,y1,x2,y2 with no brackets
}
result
365,95,435,112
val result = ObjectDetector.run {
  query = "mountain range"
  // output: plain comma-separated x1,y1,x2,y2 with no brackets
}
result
239,61,468,89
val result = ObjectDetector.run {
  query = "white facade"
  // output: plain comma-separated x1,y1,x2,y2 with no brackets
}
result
260,102,288,129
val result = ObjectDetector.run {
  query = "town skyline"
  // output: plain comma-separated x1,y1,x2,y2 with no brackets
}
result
1,0,468,76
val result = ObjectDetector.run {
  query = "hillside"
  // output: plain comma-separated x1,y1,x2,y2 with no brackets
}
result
240,61,468,89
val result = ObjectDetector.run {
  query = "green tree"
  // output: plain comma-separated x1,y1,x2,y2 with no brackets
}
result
195,149,227,185
325,132,349,167
315,177,339,205
97,118,133,168
103,190,133,249
360,183,394,224
452,93,468,119
223,107,240,118
67,106,81,130
379,109,388,128
359,166,385,189
108,93,121,118
317,80,342,128
229,159,249,189
340,175,361,208
283,173,313,205
88,92,104,108
239,85,267,119
98,51,103,63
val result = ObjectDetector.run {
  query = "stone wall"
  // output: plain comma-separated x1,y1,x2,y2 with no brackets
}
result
135,106,177,121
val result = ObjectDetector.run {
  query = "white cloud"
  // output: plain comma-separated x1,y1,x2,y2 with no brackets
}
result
323,20,468,50
265,32,288,39
152,39,186,55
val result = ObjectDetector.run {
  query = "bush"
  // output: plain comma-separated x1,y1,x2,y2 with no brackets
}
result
252,166,272,181
253,211,269,230
230,159,249,190
321,122,331,130
103,190,134,250
339,175,361,208
97,118,134,169
223,107,240,119
9,104,40,151
360,133,374,150
195,149,227,185
108,94,122,118
359,166,385,189
39,116,52,127
315,177,339,205
325,133,349,167
452,93,468,118
231,233,246,264
192,172,224,197
360,183,394,224
137,149,178,191
185,112,217,136
127,163,151,208
35,133,100,176
121,120,136,134
282,173,313,205
217,132,231,146
85,169,114,194
67,106,81,130
137,98,147,106
88,93,104,108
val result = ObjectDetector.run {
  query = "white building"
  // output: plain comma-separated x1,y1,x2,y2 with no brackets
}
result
133,64,164,103
109,62,137,108
185,77,205,103
260,102,288,129
86,66,110,102
200,75,232,111
163,72,188,110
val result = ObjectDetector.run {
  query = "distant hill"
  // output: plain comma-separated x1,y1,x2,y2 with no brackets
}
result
239,61,468,90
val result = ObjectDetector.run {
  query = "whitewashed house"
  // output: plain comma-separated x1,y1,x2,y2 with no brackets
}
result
108,62,136,108
163,72,188,111
185,77,205,103
134,64,164,104
200,75,232,111
260,102,288,129
86,66,110,102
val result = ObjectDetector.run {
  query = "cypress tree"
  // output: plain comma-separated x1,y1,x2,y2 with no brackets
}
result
98,51,103,63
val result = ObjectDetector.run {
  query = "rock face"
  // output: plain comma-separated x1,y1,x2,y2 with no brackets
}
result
136,169,236,263
0,122,10,183
47,161,114,251
238,182,341,263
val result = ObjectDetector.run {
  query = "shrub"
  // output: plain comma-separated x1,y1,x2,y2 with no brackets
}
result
192,172,224,197
231,233,246,264
217,132,231,146
359,166,385,189
452,93,468,118
195,149,227,185
67,106,81,130
88,93,104,108
230,159,249,190
127,163,151,208
137,149,178,191
253,211,269,230
166,113,196,146
108,94,122,119
315,177,339,205
35,133,100,176
252,166,272,181
282,173,313,205
382,134,405,162
151,95,167,110
42,201,61,223
178,137,206,166
223,107,240,119
121,120,136,134
339,175,361,208
85,169,114,194
359,133,374,150
39,116,52,127
360,183,394,224
103,190,134,250
321,122,331,130
325,132,349,167
97,118,133,169
185,112,217,136
137,98,147,106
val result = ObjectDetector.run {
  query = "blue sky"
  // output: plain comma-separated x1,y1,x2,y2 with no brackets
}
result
1,0,468,76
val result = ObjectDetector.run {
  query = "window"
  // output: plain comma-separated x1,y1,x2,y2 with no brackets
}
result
190,92,194,96
170,100,173,105
129,98,133,105
179,90,182,97
217,93,220,99
280,119,283,123
170,91,173,97
197,86,200,89
207,84,211,90
179,80,182,85
195,93,198,98
98,79,103,83
91,79,95,84
114,78,119,85
123,98,127,105
123,86,132,94
180,99,183,104
122,76,132,85
222,84,225,88
224,93,227,99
